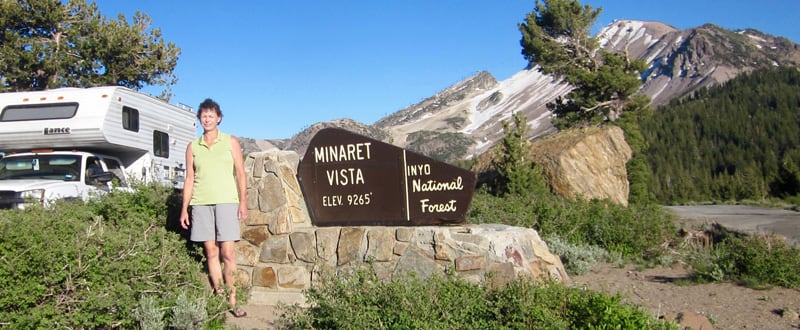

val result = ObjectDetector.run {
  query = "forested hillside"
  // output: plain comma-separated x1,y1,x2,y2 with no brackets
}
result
642,67,800,203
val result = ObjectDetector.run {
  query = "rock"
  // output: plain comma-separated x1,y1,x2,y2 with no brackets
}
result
529,125,632,206
667,310,714,330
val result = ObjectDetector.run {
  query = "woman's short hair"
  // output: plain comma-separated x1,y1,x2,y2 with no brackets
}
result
197,98,223,122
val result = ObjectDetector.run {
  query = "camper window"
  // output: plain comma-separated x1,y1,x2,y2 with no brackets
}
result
0,103,78,121
122,106,139,132
154,130,170,158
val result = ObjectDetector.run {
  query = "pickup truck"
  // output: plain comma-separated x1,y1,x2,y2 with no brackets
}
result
0,150,129,209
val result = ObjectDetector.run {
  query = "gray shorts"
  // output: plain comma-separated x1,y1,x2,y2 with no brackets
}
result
190,203,241,242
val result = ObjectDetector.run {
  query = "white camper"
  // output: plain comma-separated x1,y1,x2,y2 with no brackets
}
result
0,86,196,209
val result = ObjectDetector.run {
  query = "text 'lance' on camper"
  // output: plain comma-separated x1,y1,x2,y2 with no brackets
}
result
0,86,196,209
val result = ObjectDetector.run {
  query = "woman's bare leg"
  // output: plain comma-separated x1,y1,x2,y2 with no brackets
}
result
219,241,238,306
204,241,223,293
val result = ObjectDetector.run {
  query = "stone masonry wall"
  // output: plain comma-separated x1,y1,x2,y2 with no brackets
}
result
236,150,569,305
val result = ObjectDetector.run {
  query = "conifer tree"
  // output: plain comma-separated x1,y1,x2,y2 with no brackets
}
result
0,0,180,97
518,0,654,203
492,112,549,196
518,0,648,128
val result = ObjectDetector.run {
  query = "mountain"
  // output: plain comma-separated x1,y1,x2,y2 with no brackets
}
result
258,20,800,162
374,69,571,160
276,69,570,162
282,118,389,157
238,137,286,156
598,20,800,105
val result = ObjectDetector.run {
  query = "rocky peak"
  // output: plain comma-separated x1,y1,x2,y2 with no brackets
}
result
374,71,498,128
373,68,571,161
598,20,800,105
284,118,390,159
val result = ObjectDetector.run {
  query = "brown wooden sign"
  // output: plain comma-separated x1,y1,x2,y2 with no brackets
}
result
297,128,477,226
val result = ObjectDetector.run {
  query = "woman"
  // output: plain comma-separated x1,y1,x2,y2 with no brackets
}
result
179,98,248,318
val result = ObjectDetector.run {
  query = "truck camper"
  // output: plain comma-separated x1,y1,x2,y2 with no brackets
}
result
0,86,196,209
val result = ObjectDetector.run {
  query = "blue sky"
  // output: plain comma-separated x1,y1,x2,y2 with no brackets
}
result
92,0,800,140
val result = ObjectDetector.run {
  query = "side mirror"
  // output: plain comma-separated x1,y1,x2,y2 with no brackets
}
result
90,172,115,184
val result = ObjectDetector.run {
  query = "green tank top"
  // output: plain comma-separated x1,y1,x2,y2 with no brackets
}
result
190,131,239,205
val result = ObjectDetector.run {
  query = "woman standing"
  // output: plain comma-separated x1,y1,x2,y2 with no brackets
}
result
180,98,248,318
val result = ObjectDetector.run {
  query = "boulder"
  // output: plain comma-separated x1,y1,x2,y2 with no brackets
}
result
529,125,632,206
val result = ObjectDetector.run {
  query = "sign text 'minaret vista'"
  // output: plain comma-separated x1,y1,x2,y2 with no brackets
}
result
297,128,476,226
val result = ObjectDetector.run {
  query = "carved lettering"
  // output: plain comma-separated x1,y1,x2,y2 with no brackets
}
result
346,192,372,206
298,128,477,226
419,199,458,213
322,195,343,206
325,168,365,186
411,176,464,192
314,142,372,163
406,164,431,176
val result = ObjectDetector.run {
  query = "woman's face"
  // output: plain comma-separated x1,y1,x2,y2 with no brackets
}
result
199,109,221,131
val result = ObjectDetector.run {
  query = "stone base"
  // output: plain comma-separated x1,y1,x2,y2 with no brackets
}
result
248,287,307,307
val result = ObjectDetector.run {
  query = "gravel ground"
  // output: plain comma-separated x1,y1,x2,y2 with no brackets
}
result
572,263,800,329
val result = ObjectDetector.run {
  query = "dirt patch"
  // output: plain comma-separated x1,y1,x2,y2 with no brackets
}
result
571,263,800,329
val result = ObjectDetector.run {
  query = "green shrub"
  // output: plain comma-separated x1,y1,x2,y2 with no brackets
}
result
279,266,677,329
691,233,800,288
132,295,166,330
170,292,208,330
545,235,618,275
468,189,677,261
491,112,551,197
467,187,544,228
0,184,227,328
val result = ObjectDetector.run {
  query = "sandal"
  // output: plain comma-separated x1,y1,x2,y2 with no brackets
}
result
230,307,247,318
213,288,225,296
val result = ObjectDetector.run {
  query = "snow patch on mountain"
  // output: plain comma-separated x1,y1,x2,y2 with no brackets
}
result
458,68,571,156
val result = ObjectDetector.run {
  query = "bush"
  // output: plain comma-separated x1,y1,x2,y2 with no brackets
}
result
0,184,228,328
690,232,800,288
545,235,619,275
468,189,677,262
279,266,677,329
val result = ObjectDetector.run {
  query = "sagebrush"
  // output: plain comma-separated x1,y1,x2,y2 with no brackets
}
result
0,184,230,328
279,266,677,329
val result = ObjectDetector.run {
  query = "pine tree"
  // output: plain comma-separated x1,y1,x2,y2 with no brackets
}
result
0,0,180,97
492,112,549,196
518,0,649,128
642,67,800,202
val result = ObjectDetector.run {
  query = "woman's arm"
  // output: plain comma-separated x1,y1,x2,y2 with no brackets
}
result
230,136,248,221
180,143,195,229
